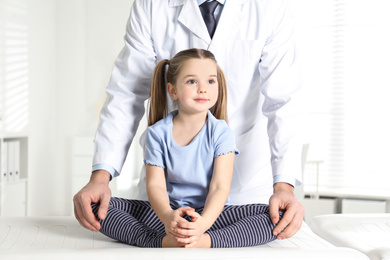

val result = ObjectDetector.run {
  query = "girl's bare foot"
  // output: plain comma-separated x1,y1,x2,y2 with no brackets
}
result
162,236,185,247
187,233,212,248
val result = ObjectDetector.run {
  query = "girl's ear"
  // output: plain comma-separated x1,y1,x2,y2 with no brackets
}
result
167,83,177,100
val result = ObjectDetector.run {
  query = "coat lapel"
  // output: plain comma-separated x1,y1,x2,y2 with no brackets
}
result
170,0,211,44
212,0,248,43
169,0,249,46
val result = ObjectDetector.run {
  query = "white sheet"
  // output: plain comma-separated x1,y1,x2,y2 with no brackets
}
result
309,214,390,260
0,216,368,260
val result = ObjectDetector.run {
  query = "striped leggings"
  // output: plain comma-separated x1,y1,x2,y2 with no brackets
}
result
92,197,284,248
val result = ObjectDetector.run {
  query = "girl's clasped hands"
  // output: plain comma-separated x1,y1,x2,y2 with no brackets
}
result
163,207,210,248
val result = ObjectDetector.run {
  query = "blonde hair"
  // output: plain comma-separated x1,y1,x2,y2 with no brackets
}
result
148,48,228,126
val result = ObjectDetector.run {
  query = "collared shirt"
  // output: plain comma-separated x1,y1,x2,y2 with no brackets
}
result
197,0,226,24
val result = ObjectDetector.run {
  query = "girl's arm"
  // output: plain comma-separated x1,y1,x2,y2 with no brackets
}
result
176,152,235,247
146,164,171,219
145,164,191,240
202,152,235,225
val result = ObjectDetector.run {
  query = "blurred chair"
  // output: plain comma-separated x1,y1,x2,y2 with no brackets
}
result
294,143,309,203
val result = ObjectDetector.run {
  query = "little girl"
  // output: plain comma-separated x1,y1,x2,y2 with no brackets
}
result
92,48,283,248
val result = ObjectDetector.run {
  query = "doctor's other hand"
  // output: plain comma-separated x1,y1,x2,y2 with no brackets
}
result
269,182,304,240
73,170,112,232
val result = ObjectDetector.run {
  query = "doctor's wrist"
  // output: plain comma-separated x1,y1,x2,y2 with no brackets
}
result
90,170,111,185
273,182,294,194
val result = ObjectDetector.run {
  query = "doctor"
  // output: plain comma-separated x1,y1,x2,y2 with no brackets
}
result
74,0,305,240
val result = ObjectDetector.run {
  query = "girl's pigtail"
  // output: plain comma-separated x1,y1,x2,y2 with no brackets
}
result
148,59,169,126
211,65,228,123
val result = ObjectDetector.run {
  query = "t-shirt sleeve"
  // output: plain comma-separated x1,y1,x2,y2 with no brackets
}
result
144,127,165,168
214,121,240,157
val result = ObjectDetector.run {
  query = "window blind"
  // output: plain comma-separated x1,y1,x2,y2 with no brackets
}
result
0,0,29,133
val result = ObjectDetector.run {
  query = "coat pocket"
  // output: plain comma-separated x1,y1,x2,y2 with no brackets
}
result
224,40,264,84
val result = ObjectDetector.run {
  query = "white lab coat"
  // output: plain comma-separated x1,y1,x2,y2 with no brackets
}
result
93,0,303,205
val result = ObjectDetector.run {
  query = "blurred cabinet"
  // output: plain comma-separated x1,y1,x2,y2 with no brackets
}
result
0,136,28,216
341,199,387,214
303,198,337,222
1,180,27,216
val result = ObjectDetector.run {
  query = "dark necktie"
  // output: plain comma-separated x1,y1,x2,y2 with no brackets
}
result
201,1,219,38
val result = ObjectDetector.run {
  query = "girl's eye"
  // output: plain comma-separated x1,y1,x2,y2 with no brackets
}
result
208,79,216,84
187,79,197,84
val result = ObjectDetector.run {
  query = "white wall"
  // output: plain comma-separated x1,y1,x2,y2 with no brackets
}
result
28,0,58,216
27,0,133,216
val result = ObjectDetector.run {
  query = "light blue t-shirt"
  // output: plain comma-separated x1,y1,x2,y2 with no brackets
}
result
144,110,239,209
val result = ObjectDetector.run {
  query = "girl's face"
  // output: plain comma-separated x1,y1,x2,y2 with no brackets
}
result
168,58,219,116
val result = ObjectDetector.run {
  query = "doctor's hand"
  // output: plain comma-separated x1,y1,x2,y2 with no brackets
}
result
269,182,304,240
73,170,112,232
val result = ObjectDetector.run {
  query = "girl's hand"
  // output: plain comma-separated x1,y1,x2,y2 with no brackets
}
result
175,208,209,248
162,207,192,240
